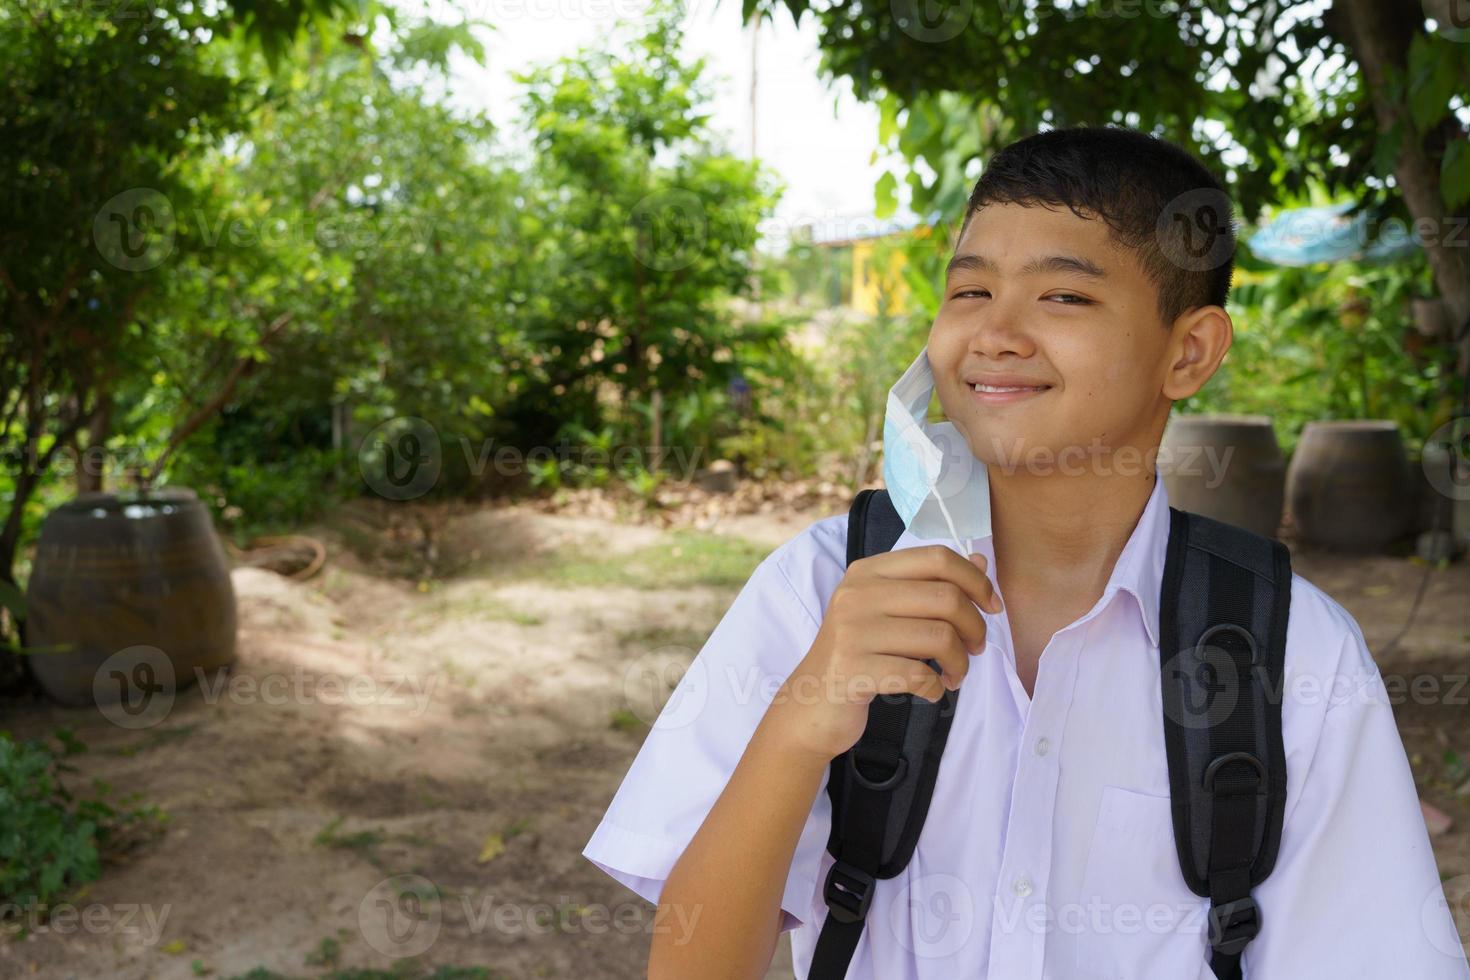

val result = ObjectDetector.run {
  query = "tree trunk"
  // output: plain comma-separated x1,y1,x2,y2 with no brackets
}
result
1334,0,1470,373
75,391,112,495
0,409,87,593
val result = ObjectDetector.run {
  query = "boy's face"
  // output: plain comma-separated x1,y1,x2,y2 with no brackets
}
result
929,201,1201,474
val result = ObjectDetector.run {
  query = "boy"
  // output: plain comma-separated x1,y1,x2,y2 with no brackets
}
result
583,127,1470,978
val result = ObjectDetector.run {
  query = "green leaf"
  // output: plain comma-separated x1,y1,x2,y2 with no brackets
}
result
1408,34,1457,134
878,92,900,146
1441,139,1470,211
874,171,899,219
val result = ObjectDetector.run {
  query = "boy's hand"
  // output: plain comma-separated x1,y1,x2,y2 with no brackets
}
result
770,546,1002,764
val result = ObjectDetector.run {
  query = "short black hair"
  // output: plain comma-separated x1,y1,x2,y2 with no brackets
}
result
958,126,1236,326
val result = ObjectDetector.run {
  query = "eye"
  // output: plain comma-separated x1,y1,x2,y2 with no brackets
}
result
951,287,990,300
1047,293,1092,305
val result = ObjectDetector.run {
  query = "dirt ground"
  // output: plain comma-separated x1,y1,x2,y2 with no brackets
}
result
2,495,1468,980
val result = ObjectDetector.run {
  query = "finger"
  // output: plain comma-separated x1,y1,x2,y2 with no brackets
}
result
967,554,1004,613
864,654,948,703
859,579,987,652
855,616,970,687
867,544,1003,614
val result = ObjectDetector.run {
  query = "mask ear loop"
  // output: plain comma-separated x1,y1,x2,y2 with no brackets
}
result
932,490,974,559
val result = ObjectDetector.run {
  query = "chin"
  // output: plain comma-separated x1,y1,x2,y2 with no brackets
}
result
966,425,1108,478
958,423,1040,473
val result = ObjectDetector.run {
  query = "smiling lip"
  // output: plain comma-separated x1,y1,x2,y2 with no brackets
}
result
965,375,1053,404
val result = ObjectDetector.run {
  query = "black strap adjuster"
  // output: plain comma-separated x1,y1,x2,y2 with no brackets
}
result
823,861,876,924
1203,751,1266,794
1207,896,1260,956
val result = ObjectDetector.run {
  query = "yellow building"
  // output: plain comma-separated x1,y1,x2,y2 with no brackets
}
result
800,214,932,316
851,236,912,316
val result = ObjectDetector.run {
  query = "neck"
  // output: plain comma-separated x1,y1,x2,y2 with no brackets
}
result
987,464,1157,596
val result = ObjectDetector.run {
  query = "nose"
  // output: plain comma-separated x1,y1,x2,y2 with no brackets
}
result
966,297,1037,360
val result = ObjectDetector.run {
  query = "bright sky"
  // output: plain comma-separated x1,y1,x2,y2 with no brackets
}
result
402,0,897,247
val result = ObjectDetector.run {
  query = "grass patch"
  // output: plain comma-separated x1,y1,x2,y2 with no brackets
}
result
304,933,345,969
518,530,768,590
314,818,387,858
609,708,645,733
313,818,435,870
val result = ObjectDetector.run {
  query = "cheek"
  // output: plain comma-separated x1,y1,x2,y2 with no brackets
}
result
1102,352,1133,387
925,319,971,392
927,312,963,356
1058,330,1145,402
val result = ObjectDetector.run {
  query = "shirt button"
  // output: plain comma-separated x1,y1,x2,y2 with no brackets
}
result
1013,874,1033,897
1034,736,1051,757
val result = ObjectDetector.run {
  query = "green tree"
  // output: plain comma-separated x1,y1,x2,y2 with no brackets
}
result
0,0,357,596
505,6,782,459
147,12,520,510
746,0,1470,380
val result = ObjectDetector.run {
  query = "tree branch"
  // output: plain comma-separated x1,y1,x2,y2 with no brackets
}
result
142,311,295,486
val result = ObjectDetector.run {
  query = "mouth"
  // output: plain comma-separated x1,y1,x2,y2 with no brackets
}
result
966,379,1053,404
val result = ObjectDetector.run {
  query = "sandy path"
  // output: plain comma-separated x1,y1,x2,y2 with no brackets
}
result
2,503,811,979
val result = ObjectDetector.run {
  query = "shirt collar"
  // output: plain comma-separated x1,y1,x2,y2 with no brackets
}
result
1101,473,1169,650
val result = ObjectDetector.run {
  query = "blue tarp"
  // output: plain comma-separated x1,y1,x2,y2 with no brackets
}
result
1245,201,1422,266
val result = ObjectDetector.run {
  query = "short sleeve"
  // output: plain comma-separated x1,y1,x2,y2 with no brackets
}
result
582,519,844,931
1243,616,1470,977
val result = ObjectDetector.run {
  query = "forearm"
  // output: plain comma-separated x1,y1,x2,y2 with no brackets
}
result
649,698,830,980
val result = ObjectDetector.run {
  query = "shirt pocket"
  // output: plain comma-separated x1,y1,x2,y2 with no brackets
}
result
1073,785,1212,980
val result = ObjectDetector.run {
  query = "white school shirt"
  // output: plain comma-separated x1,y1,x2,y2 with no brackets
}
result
584,476,1470,978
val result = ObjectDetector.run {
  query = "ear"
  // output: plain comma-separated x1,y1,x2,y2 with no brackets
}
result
1162,305,1233,401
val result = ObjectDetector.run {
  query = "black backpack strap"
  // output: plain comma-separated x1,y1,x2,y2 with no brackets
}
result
809,489,960,980
1158,507,1291,980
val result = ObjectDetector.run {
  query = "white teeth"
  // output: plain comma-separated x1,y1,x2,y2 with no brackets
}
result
971,383,1046,393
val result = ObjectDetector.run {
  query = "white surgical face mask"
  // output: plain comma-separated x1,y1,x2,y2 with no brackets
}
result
881,348,992,554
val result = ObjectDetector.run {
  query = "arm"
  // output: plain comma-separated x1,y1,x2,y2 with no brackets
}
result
648,697,830,979
649,546,1000,978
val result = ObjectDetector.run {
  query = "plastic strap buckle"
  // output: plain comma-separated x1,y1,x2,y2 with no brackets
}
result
1207,896,1260,956
823,861,876,925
